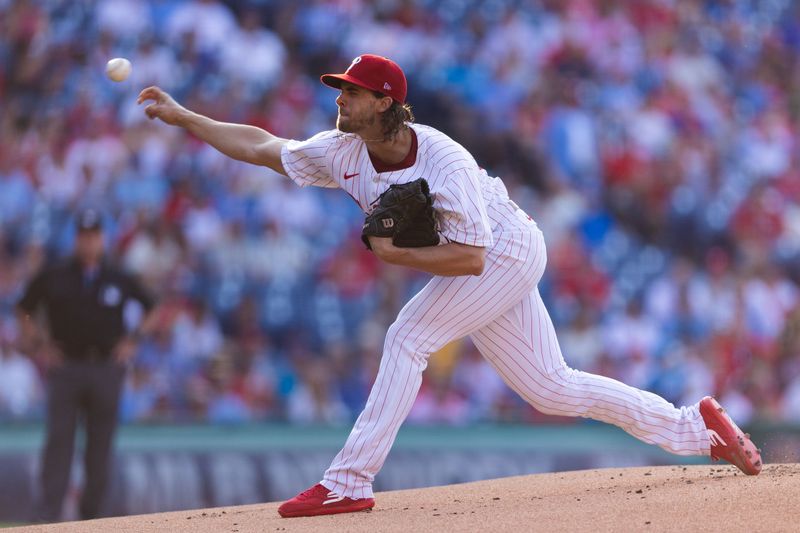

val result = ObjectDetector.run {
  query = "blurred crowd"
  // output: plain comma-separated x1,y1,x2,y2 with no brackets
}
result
2,0,800,426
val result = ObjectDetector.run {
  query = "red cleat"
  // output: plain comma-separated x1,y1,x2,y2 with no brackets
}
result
699,396,762,475
278,483,375,518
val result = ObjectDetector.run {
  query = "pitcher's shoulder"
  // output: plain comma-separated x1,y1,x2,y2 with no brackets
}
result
300,129,354,146
413,125,478,175
283,129,360,160
410,123,455,143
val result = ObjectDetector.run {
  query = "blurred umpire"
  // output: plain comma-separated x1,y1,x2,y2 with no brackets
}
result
16,209,156,522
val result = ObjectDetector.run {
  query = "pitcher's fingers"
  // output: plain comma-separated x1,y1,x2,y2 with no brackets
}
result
136,88,157,104
144,104,158,119
137,86,163,104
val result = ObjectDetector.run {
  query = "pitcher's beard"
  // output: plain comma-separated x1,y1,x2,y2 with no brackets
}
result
337,113,375,134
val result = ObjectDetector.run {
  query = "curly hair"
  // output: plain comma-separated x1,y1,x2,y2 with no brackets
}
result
373,91,415,140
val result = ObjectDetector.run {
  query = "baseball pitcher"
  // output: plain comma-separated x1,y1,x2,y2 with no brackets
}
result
138,54,762,518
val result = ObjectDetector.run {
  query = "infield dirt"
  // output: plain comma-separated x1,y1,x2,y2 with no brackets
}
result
9,463,800,532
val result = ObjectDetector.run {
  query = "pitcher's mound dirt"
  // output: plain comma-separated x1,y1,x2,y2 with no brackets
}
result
11,464,800,533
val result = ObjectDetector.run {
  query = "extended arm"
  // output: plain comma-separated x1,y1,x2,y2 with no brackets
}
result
137,86,288,175
368,237,485,277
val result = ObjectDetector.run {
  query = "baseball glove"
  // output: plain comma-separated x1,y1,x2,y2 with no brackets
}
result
361,178,440,250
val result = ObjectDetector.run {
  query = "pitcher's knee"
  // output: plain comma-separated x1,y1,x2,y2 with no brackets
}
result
384,320,408,353
528,365,586,416
384,318,433,366
385,312,425,348
533,401,571,417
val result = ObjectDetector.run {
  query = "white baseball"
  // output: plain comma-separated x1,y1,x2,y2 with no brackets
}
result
106,57,132,82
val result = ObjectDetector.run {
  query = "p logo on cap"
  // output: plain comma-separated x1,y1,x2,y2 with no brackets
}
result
346,56,362,73
321,54,407,104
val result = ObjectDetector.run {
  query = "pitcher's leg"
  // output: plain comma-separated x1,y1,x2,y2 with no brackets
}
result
321,317,427,499
322,235,547,498
471,288,710,456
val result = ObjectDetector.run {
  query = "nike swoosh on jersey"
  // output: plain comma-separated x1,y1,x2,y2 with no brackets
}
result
344,172,359,180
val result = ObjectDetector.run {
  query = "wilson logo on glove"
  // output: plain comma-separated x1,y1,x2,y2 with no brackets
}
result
361,178,439,250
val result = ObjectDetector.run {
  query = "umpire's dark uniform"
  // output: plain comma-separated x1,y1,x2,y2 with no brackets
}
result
16,210,154,521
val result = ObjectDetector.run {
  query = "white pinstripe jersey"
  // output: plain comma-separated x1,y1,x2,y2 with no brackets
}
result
280,123,536,250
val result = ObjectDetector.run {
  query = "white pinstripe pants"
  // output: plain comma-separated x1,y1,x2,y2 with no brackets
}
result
322,224,711,499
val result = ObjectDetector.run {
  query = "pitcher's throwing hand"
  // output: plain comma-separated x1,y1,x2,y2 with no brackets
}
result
137,86,187,125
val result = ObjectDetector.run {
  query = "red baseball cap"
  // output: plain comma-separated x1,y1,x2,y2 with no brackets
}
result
321,54,407,104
